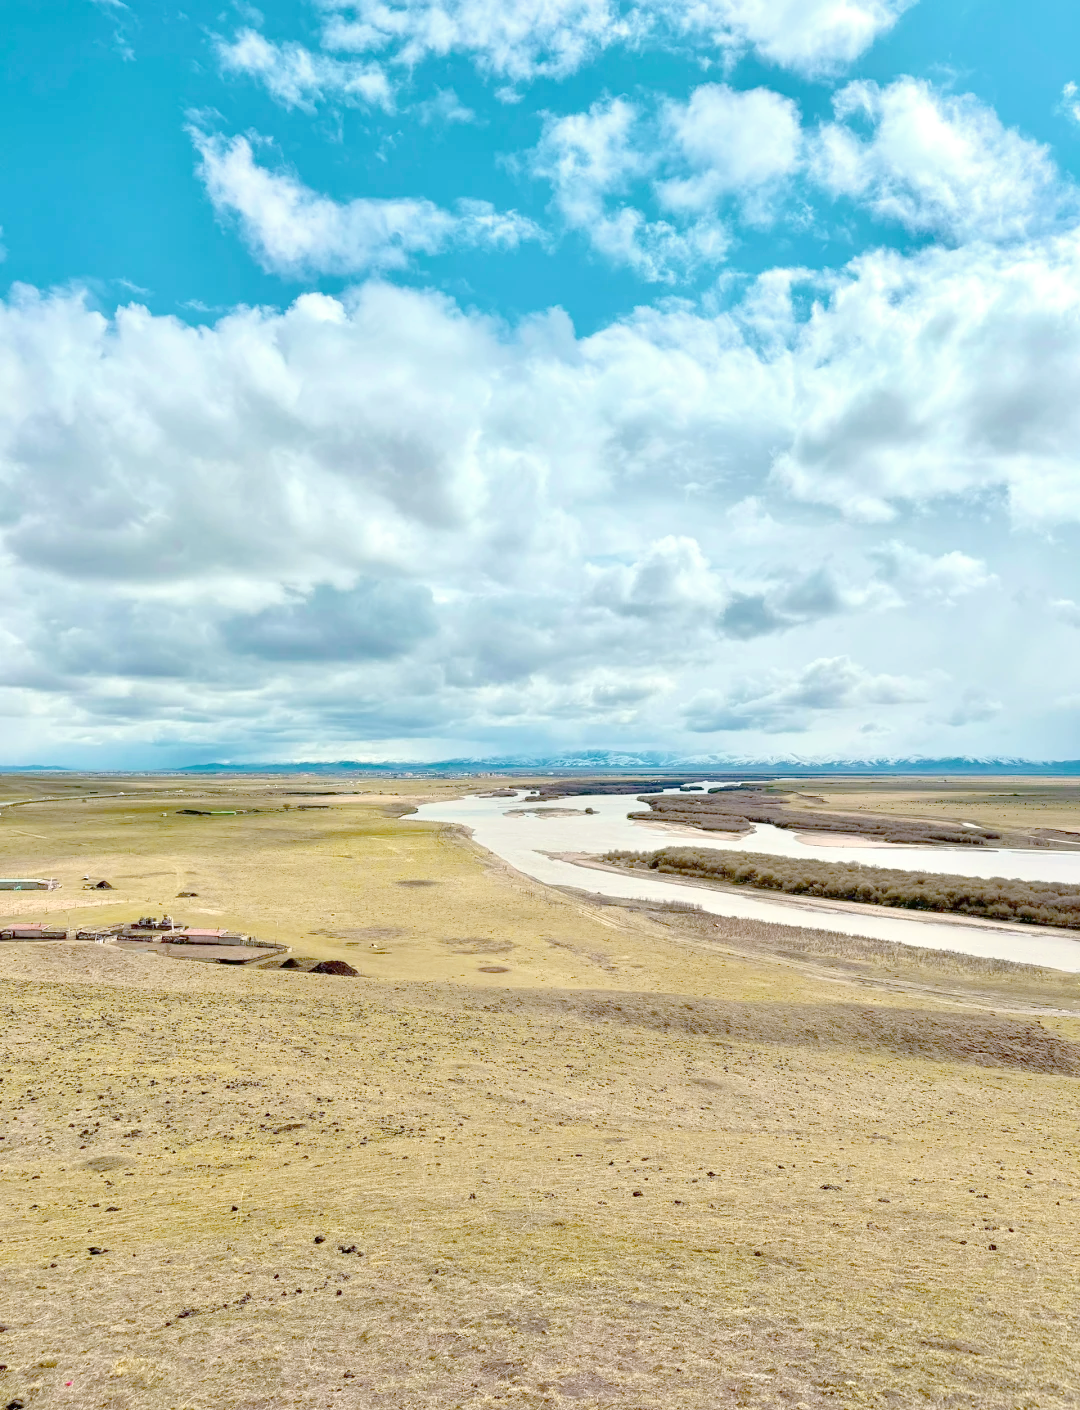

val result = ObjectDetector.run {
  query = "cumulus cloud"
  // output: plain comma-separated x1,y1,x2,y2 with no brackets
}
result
192,129,541,276
316,0,910,82
415,87,477,124
718,568,853,638
672,0,913,77
683,655,928,732
812,78,1068,242
320,0,633,82
531,97,644,215
529,76,1071,276
215,28,393,110
943,687,1003,727
657,83,802,216
772,234,1080,524
588,536,723,618
869,542,996,603
222,581,438,660
5,233,1080,753
586,539,871,640
530,98,727,278
1061,82,1080,127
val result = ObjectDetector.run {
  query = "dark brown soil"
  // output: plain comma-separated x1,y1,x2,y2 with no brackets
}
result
310,960,359,976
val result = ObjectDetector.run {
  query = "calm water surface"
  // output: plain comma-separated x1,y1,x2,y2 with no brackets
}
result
409,786,1080,972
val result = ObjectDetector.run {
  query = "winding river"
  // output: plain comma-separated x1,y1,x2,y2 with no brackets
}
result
409,786,1080,973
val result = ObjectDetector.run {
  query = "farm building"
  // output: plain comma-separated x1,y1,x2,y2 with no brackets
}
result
0,878,61,891
163,944,271,965
113,917,286,962
0,923,68,941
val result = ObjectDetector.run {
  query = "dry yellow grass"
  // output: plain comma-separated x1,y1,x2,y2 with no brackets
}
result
777,777,1080,842
1,776,1079,1409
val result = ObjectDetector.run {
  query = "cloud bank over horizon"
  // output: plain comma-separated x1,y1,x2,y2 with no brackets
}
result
1,0,1079,765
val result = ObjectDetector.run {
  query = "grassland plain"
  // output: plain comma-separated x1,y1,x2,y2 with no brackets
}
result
771,779,1080,847
1,776,1079,1409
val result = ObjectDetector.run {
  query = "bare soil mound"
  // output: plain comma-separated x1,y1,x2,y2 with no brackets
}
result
310,959,359,976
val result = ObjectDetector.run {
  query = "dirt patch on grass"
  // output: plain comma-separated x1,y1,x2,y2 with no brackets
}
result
310,926,406,941
453,986,1080,1073
440,937,515,954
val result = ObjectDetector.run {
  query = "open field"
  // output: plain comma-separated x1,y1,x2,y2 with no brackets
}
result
2,774,1080,1409
626,781,1080,850
772,778,1080,847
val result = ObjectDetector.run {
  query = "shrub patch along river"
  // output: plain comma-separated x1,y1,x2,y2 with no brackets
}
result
409,788,1080,972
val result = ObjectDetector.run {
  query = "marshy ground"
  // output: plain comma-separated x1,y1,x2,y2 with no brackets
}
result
1,775,1079,1408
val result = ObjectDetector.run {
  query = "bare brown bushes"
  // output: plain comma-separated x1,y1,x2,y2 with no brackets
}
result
602,847,1080,930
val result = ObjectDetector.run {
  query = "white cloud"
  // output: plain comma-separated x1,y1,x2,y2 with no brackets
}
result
683,655,928,732
870,541,996,603
1051,599,1080,627
1061,82,1080,127
192,129,540,276
669,0,912,77
588,536,724,618
529,76,1071,280
6,233,1080,754
415,87,477,124
315,0,910,83
772,233,1080,524
530,98,728,278
320,0,634,82
943,687,1002,727
658,83,802,215
719,568,856,637
531,97,644,220
223,580,438,659
215,28,393,110
812,78,1068,242
725,496,782,543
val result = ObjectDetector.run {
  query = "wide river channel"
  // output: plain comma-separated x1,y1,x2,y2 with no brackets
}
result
409,785,1080,972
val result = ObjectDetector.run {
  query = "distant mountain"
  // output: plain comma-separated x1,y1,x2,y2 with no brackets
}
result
5,753,1076,775
172,753,1080,776
177,760,390,773
0,764,77,772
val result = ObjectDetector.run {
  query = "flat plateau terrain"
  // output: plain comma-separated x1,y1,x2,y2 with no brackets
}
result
2,775,1079,1409
774,778,1080,844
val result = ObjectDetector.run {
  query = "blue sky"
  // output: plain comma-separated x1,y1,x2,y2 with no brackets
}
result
2,0,1080,764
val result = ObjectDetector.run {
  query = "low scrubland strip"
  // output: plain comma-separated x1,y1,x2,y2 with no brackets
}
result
601,847,1080,930
631,788,1003,846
